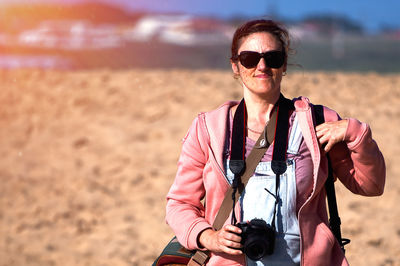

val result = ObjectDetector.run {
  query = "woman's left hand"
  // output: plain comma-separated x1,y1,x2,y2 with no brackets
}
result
316,119,349,152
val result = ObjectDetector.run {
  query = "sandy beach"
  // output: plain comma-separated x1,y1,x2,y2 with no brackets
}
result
0,69,399,266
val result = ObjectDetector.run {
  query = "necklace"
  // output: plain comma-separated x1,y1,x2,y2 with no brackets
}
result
246,126,263,134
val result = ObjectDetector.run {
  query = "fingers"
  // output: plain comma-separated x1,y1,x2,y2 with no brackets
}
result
316,124,332,152
224,226,242,248
323,138,335,153
224,224,242,235
198,225,243,255
315,120,348,152
218,225,243,254
316,129,333,152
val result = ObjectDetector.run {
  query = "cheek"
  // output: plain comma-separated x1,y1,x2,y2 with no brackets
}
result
240,73,254,87
271,69,283,80
238,68,253,80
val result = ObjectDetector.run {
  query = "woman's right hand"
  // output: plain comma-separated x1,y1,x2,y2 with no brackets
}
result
198,225,243,255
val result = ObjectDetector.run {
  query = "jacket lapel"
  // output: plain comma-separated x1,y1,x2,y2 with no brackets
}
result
294,97,323,200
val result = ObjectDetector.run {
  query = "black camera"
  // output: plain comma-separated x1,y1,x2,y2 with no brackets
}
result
235,219,275,261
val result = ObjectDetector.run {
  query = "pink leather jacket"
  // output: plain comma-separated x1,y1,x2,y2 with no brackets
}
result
166,97,385,265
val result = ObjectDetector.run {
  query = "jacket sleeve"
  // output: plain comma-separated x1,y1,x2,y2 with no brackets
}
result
326,108,386,196
165,115,212,250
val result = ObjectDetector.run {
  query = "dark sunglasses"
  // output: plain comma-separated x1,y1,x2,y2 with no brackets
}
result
237,50,285,69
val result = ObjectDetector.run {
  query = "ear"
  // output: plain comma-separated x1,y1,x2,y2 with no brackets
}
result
231,60,240,75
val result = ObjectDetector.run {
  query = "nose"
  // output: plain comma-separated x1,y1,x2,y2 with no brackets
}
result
257,57,268,71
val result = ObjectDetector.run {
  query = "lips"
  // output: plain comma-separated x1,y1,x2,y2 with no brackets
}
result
255,73,272,78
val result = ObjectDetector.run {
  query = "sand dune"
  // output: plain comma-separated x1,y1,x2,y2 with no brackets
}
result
0,69,399,265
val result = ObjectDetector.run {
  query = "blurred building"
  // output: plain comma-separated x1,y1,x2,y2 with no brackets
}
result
125,14,234,46
18,20,123,49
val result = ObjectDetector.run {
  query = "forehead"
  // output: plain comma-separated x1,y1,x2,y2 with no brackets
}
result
238,32,281,53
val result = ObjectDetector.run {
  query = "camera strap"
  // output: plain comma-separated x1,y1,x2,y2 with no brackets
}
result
270,95,293,229
228,97,274,225
229,94,294,225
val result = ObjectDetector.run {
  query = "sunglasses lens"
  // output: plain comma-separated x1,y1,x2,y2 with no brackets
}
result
265,51,285,69
239,52,261,68
238,51,285,69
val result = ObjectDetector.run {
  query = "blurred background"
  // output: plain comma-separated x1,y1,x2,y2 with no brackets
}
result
1,1,400,266
0,0,399,72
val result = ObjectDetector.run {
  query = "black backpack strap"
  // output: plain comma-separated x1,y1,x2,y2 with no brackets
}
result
313,105,350,253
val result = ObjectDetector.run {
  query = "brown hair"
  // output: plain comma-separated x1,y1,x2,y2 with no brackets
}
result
230,19,291,64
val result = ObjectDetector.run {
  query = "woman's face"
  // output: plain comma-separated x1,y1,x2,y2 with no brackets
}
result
231,32,286,100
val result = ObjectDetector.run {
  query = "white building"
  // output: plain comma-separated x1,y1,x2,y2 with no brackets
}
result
19,20,123,50
126,14,233,46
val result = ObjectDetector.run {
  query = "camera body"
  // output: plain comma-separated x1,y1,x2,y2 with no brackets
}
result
235,218,275,261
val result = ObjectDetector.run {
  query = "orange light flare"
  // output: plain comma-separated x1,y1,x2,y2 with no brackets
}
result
0,3,68,56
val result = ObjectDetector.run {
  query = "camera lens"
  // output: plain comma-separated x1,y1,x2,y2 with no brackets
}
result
243,235,271,261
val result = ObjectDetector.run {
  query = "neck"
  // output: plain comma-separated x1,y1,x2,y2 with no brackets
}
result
244,89,281,125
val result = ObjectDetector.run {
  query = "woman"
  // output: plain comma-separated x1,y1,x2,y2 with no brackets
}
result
165,19,385,265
